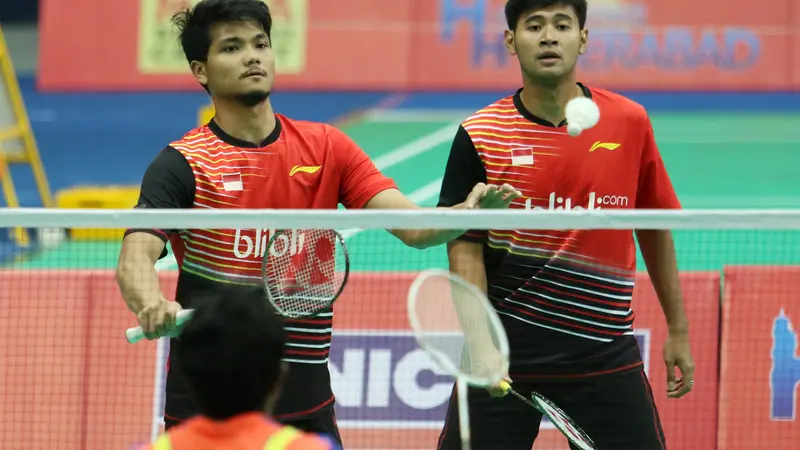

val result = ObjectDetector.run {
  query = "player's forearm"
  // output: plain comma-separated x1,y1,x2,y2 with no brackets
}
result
116,258,163,314
447,241,496,349
636,229,689,332
116,234,167,314
390,203,470,249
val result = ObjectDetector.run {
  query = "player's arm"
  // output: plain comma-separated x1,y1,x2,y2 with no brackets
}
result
438,126,509,394
634,113,695,397
633,116,687,332
439,125,491,327
333,125,517,249
116,147,194,336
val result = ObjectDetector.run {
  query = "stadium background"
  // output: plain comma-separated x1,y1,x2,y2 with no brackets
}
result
1,0,799,449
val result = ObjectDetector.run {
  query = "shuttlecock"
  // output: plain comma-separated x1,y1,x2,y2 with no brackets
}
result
565,97,600,137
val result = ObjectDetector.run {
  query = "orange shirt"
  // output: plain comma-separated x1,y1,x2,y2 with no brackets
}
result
139,413,339,450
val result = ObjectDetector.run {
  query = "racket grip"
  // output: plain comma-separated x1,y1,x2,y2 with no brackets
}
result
125,310,194,344
498,380,511,394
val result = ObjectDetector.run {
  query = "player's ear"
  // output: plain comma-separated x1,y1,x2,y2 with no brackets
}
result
578,28,589,55
190,60,209,86
504,29,517,56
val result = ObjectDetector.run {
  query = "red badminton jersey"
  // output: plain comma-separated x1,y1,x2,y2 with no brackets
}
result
438,84,681,380
126,115,396,421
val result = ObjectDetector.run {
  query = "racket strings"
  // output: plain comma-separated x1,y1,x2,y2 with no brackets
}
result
263,229,347,318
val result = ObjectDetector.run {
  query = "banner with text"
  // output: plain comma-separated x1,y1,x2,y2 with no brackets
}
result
38,0,799,91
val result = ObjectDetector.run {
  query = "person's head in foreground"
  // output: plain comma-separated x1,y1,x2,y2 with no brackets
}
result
172,0,274,107
504,0,589,86
178,293,287,420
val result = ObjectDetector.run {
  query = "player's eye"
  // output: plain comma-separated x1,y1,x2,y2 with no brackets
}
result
528,25,541,32
256,42,270,49
556,24,571,31
223,46,238,53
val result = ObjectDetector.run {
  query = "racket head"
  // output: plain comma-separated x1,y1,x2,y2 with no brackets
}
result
531,392,596,450
407,268,510,388
262,229,350,319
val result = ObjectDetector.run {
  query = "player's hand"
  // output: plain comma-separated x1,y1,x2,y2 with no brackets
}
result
467,343,512,398
488,374,513,398
465,183,521,209
137,298,183,340
664,329,695,399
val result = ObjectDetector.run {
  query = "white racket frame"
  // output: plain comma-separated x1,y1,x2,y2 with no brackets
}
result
407,269,510,450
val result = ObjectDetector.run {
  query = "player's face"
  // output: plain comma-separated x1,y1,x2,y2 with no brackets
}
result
192,20,275,102
504,5,588,84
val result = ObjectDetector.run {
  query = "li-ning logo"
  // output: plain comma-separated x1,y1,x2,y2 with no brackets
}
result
524,192,629,210
589,142,621,152
233,229,306,259
290,165,322,176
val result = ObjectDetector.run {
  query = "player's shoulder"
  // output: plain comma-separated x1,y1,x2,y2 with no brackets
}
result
587,86,649,124
460,93,518,132
276,113,347,143
169,124,213,151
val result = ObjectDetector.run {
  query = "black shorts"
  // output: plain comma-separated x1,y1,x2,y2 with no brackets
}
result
437,369,666,450
165,406,343,445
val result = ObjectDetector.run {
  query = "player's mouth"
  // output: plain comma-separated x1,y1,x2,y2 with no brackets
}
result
537,51,561,65
242,69,267,79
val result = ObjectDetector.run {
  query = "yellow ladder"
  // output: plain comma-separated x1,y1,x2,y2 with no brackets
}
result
0,24,53,210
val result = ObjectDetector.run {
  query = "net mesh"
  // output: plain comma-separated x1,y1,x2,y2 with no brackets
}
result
1,209,799,450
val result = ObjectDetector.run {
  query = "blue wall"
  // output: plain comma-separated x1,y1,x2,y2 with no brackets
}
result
8,75,800,207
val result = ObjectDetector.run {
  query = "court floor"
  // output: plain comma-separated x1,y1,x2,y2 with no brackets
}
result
10,110,800,271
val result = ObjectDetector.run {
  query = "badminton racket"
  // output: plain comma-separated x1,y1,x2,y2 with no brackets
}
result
126,228,349,342
407,269,510,450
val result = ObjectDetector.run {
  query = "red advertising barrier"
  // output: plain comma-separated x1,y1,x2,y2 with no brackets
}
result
718,267,800,450
38,0,800,92
0,269,720,450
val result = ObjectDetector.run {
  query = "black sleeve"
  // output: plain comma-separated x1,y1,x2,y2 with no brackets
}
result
437,125,488,243
124,147,195,256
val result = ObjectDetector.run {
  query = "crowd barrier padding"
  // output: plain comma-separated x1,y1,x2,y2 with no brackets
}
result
55,186,141,241
38,0,800,92
0,269,744,449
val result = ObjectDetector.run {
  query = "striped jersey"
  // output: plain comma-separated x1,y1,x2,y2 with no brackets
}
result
438,84,681,380
126,115,396,420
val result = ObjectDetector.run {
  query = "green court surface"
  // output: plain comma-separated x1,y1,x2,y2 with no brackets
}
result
11,111,800,272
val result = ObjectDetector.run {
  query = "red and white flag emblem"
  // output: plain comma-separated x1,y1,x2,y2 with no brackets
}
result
511,147,534,166
221,173,243,192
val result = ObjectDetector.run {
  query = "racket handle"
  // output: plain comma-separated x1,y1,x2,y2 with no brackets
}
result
125,310,194,344
498,380,511,394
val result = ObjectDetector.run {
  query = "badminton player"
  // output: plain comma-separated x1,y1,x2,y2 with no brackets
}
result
139,293,340,450
436,0,694,448
115,0,519,445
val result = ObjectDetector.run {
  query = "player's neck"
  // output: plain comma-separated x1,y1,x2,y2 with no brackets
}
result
212,98,277,145
519,78,583,126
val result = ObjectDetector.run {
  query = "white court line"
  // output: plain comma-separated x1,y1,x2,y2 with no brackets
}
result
370,124,459,170
366,108,472,123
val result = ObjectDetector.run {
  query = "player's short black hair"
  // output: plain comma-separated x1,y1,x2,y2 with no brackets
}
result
172,0,273,63
505,0,588,30
177,289,285,420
